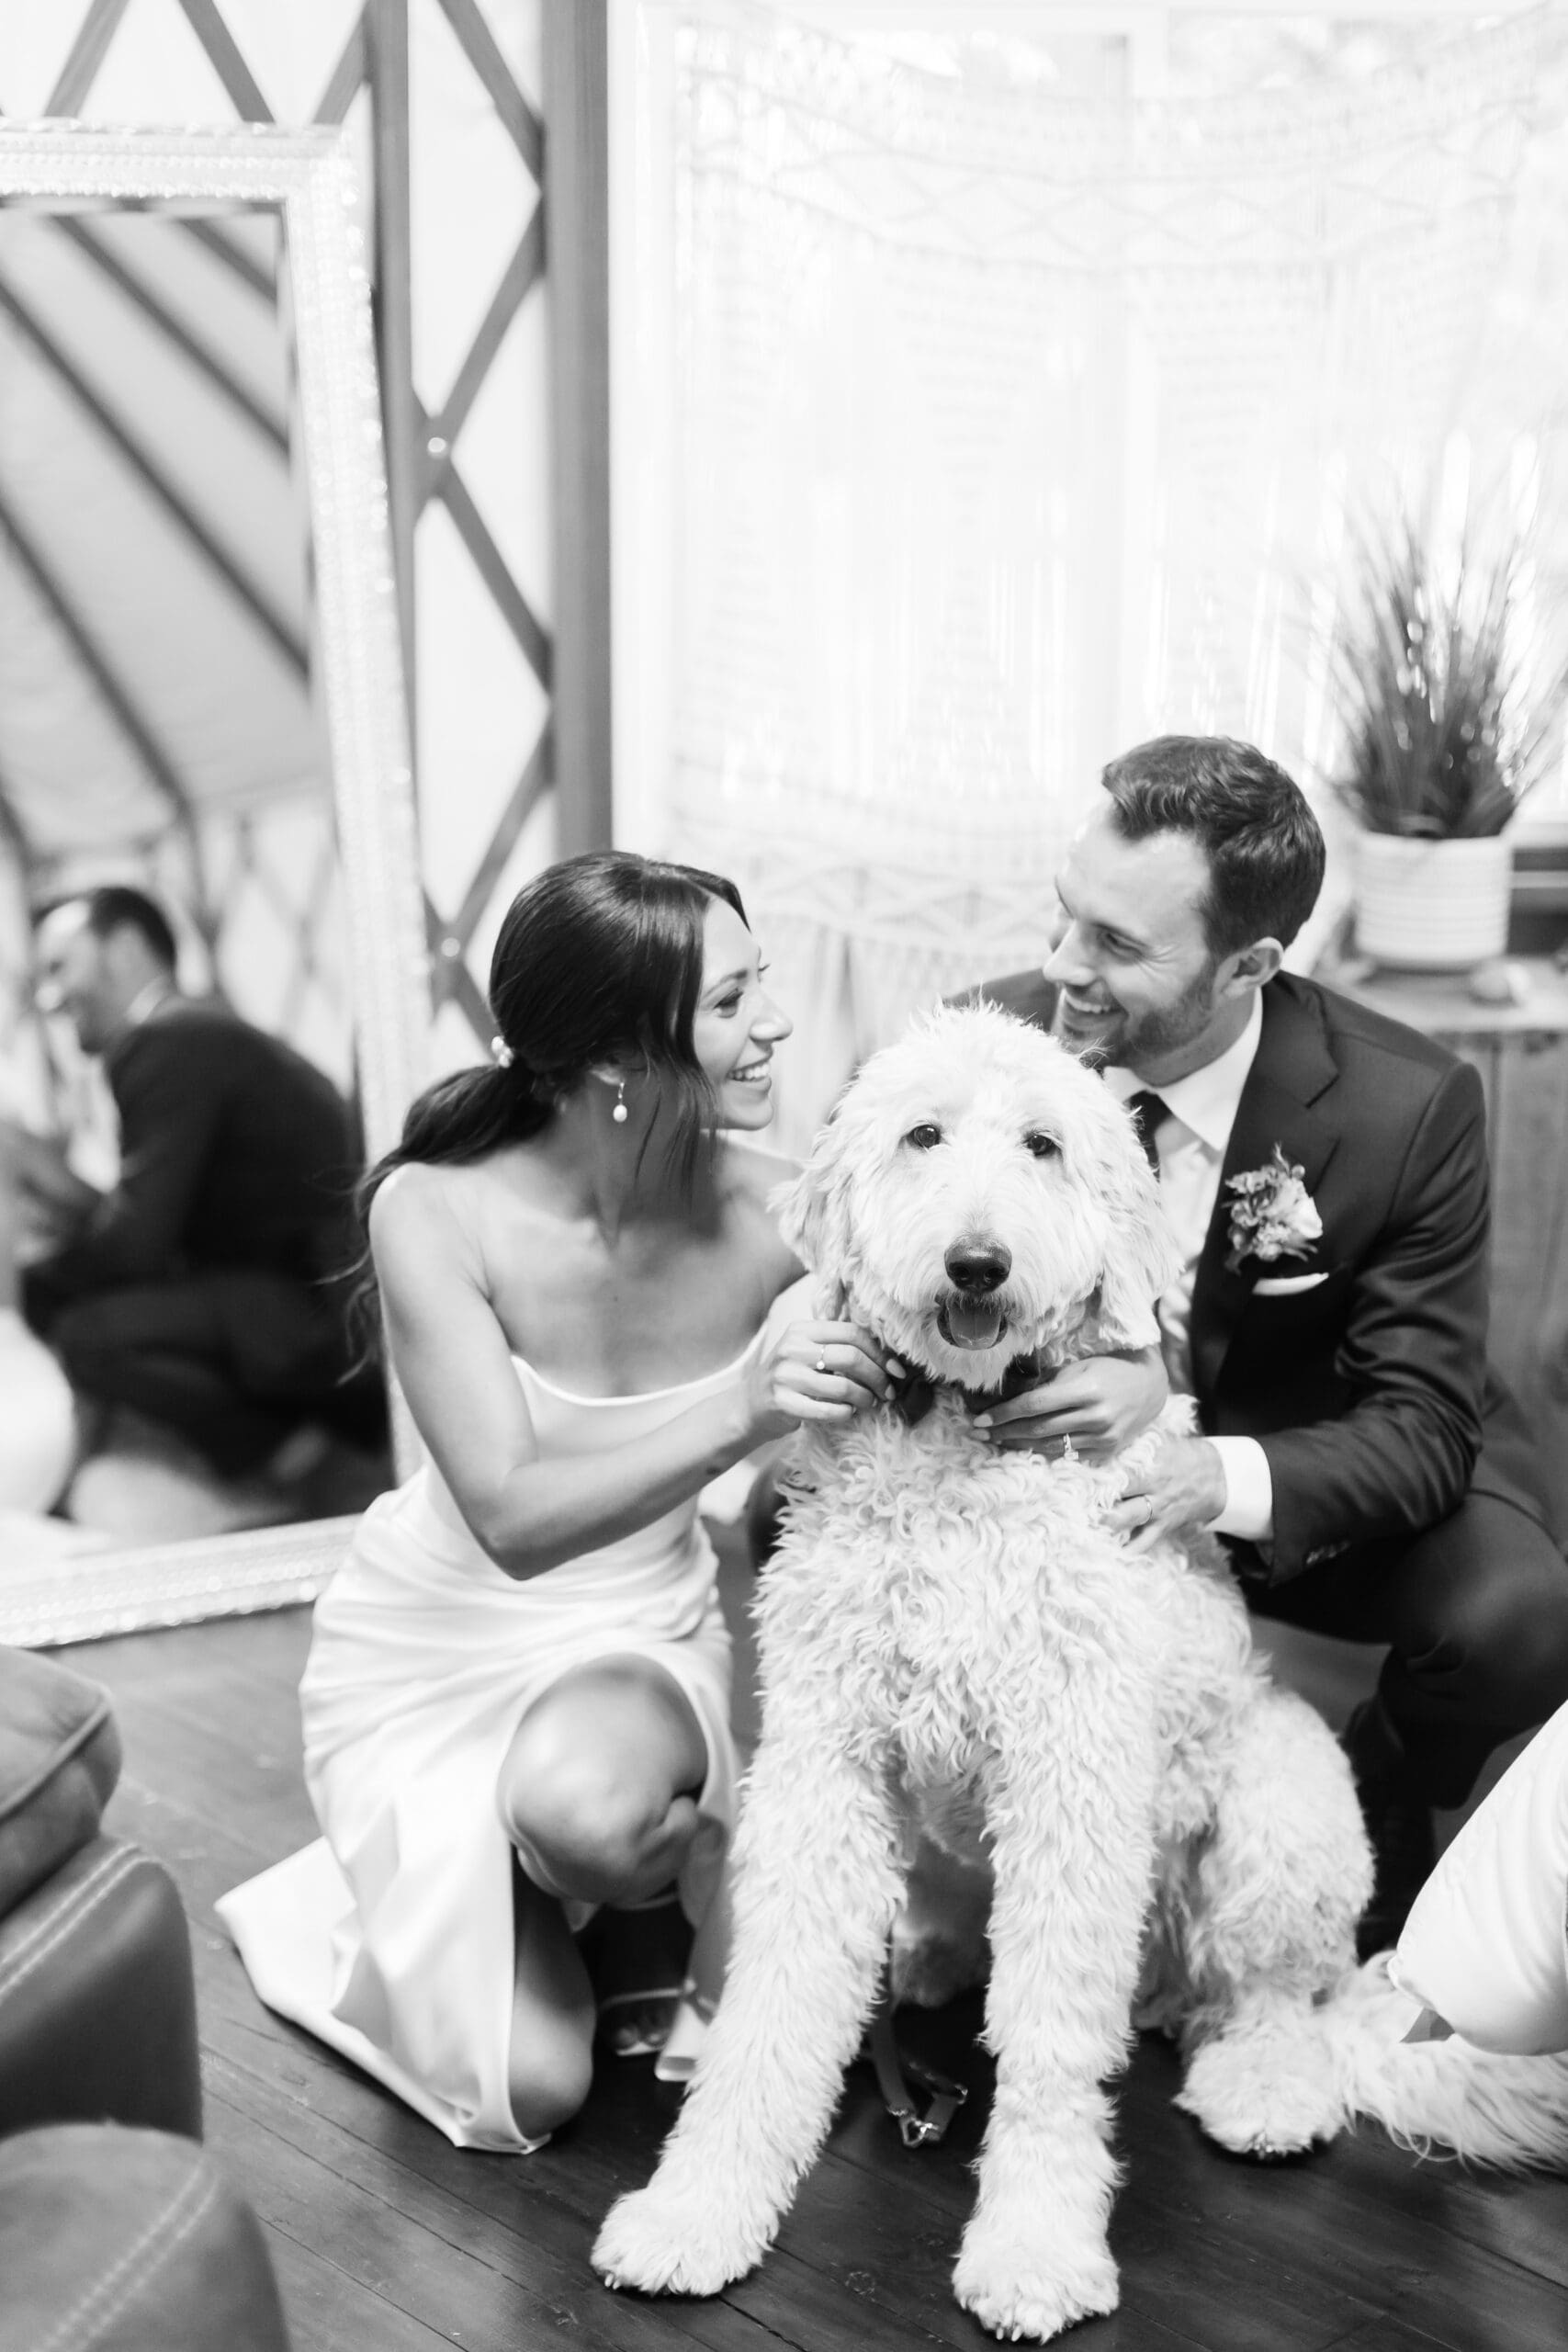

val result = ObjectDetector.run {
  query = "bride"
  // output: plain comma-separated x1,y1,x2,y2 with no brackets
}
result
222,850,899,2150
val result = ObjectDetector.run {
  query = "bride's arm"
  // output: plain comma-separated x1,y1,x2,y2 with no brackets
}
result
371,1167,889,1580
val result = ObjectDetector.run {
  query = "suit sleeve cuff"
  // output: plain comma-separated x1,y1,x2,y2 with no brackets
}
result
1208,1436,1274,1542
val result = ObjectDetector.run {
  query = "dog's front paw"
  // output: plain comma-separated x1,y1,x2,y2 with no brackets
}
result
953,2220,1119,2343
1178,2019,1343,2158
592,2182,771,2298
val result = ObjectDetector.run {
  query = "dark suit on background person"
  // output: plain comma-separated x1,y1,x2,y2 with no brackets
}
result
25,996,378,1477
977,962,1567,1812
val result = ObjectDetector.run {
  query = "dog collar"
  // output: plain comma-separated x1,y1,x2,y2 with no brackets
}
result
886,1352,1043,1429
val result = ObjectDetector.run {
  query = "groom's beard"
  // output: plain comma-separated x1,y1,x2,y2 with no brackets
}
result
1054,959,1222,1072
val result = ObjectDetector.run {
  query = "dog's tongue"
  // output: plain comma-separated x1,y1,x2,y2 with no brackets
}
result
945,1296,1006,1351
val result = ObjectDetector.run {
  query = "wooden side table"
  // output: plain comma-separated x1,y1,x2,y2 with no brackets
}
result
1330,959,1568,1536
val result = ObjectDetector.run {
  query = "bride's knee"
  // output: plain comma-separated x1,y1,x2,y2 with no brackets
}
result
500,1747,686,1901
509,2025,594,2142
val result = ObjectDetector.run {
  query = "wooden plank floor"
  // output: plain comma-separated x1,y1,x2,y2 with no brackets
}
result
69,1572,1568,2352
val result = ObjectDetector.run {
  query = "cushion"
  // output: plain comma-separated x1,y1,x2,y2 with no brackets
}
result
0,1646,121,1917
0,1835,201,2140
1391,1698,1568,2055
0,2125,291,2352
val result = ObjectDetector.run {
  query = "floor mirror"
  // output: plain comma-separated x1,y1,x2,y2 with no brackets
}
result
0,120,428,1646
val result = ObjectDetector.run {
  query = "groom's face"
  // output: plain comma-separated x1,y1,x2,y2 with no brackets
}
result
1043,806,1228,1080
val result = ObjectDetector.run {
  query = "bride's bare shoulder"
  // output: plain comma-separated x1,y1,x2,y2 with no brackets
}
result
718,1139,803,1296
371,1148,553,1254
721,1136,800,1208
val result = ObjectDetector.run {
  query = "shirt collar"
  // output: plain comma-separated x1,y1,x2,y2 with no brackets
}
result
122,976,177,1032
1104,992,1263,1156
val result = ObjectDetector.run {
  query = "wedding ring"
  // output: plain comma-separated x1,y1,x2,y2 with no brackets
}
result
815,1354,829,1374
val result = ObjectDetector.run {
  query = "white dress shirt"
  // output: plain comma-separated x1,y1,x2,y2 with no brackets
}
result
1104,996,1275,1543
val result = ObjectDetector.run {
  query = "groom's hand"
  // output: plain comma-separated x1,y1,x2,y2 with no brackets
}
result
1108,1433,1226,1552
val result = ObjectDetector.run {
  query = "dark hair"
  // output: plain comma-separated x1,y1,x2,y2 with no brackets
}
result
1100,735,1325,959
348,851,750,1344
41,885,179,971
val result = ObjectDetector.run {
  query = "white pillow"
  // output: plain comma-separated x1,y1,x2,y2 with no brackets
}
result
1390,1701,1568,2055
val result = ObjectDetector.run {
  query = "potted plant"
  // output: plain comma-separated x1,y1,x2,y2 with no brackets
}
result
1329,513,1568,970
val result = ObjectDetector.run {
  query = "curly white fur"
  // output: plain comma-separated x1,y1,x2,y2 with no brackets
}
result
593,1004,1568,2341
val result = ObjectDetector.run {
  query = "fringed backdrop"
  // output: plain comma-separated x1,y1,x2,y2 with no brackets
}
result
650,5,1568,1148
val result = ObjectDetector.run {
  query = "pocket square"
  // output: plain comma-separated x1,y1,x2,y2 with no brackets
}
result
1251,1271,1331,1296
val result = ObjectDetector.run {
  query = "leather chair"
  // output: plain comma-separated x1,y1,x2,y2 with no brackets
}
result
0,2124,292,2352
0,1645,200,2138
1,1644,290,2351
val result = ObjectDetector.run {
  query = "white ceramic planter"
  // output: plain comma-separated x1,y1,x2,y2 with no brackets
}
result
1354,832,1513,970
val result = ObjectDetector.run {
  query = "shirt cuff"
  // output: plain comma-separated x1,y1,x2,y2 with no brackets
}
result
1208,1435,1274,1542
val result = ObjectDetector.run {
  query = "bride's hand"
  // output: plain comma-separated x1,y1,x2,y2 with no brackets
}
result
974,1343,1168,1461
745,1320,902,1440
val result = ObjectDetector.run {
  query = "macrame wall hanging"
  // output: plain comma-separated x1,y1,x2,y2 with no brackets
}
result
661,4,1568,1145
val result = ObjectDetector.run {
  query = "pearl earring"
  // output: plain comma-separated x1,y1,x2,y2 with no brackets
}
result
612,1079,628,1125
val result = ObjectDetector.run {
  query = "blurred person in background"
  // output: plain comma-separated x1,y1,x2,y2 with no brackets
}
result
0,885,383,1505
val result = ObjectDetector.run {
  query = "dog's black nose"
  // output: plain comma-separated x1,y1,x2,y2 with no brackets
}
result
944,1241,1011,1295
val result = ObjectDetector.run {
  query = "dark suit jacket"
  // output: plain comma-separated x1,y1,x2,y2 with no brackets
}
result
975,968,1553,1582
39,998,359,1301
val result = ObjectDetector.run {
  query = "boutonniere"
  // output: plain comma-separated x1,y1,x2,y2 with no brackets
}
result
1224,1143,1323,1275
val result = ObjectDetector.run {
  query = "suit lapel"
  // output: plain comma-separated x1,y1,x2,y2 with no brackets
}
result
1189,980,1341,1401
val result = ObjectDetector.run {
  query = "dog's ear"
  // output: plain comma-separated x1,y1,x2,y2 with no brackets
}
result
771,1100,856,1284
1089,1137,1185,1352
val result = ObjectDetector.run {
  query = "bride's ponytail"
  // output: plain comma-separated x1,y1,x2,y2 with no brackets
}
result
386,1056,547,1172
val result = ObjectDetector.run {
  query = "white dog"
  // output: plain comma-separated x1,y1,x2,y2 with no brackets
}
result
594,1004,1568,2342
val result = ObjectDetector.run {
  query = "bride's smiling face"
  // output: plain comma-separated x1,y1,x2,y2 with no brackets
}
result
692,897,791,1130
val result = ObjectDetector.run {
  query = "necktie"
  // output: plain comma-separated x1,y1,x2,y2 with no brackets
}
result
1124,1089,1168,1172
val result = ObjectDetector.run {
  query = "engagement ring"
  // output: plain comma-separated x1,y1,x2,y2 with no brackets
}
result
815,1354,829,1373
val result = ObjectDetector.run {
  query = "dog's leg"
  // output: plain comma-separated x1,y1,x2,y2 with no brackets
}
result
952,1697,1156,2343
1175,1686,1368,2156
592,1703,902,2296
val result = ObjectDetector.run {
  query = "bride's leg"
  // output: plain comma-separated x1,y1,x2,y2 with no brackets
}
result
498,1657,716,2106
508,1869,596,2141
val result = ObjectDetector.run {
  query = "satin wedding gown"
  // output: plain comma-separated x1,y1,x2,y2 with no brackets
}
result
219,1340,759,2152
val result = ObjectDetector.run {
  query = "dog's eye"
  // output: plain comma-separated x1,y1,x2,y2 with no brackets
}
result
904,1123,943,1150
1024,1130,1060,1160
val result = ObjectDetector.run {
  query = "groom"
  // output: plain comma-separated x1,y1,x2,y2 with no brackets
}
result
978,733,1568,1950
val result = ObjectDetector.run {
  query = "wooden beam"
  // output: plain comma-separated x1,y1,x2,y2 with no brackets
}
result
0,755,36,872
429,208,544,452
55,218,289,456
314,6,369,128
450,723,554,944
178,218,276,305
542,0,614,855
175,0,275,122
365,0,418,743
0,486,197,832
423,894,492,1036
435,0,545,180
434,455,552,694
0,272,307,679
44,0,133,115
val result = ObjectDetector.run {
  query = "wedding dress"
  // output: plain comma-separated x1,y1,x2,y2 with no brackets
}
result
219,1340,758,2152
